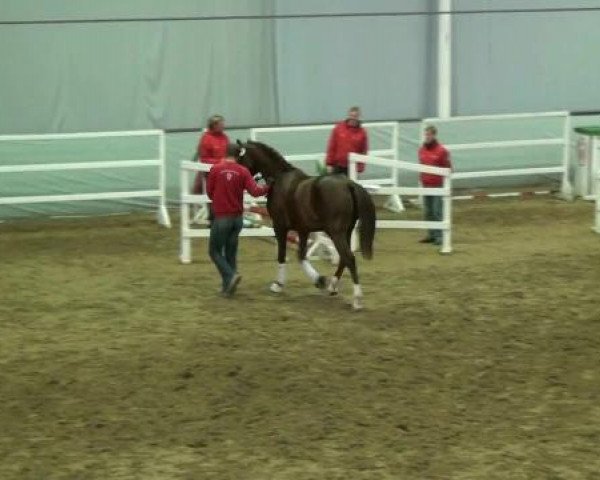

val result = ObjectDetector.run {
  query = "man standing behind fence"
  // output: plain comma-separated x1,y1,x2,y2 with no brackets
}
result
419,125,451,246
206,144,270,296
325,106,368,176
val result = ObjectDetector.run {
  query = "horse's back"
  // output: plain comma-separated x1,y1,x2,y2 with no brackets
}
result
293,175,355,233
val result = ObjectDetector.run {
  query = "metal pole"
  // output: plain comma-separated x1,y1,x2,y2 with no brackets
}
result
438,0,452,119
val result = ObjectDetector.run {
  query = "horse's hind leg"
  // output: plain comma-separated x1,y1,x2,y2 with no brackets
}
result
327,225,352,296
297,232,327,289
270,228,288,293
330,232,363,310
328,260,345,296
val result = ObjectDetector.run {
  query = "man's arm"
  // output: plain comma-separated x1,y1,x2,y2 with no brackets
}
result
199,136,220,165
356,130,368,173
206,168,215,199
243,169,269,197
440,148,452,170
325,126,338,167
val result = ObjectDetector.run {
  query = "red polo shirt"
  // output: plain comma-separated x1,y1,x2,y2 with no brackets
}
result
326,121,368,173
206,162,269,218
418,141,451,187
198,130,229,165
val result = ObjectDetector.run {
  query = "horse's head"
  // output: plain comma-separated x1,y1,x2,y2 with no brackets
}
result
235,139,260,176
235,139,293,181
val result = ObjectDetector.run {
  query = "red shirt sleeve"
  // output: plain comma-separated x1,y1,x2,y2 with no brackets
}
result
206,166,216,199
440,148,452,170
360,130,368,155
199,134,220,165
356,129,368,173
326,125,338,166
242,168,269,197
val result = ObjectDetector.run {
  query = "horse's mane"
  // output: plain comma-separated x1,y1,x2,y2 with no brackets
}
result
248,140,296,172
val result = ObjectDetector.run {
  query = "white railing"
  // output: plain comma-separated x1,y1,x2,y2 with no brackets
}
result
0,129,171,226
179,161,274,264
250,121,403,212
421,111,573,199
349,153,453,254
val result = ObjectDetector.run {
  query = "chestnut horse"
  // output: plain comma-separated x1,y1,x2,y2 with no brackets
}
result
235,140,376,309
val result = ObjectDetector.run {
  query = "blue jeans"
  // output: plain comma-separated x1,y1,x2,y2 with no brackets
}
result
209,216,243,291
424,195,443,242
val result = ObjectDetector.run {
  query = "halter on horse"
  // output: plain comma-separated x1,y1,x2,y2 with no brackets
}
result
235,140,376,310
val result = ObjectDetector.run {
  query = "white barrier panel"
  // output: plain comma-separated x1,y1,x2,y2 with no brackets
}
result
421,111,573,200
349,153,453,254
250,122,403,212
179,161,274,264
0,130,170,226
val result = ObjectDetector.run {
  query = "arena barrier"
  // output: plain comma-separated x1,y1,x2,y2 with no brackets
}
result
349,153,453,254
250,122,404,212
0,129,171,227
421,111,573,200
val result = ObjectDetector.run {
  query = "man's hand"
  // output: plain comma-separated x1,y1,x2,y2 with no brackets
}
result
326,166,334,174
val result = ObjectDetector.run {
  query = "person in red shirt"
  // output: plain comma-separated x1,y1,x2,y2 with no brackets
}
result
206,144,270,296
193,115,230,223
325,106,368,176
418,125,452,246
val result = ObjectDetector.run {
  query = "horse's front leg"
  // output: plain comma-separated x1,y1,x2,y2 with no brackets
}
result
270,228,288,293
297,232,327,290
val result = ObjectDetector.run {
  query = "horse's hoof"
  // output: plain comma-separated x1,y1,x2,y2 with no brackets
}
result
270,282,284,294
315,276,327,290
327,277,339,296
352,298,364,311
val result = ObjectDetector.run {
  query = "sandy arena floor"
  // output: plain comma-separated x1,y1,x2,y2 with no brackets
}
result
1,197,599,479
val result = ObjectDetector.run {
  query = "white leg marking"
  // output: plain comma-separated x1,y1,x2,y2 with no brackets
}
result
352,284,364,310
328,276,339,296
301,259,320,283
270,263,286,293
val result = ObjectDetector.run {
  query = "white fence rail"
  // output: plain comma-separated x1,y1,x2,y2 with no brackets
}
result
250,121,403,212
422,111,573,199
0,129,170,226
349,153,453,254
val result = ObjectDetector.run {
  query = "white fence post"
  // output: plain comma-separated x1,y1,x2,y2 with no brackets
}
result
157,131,171,227
560,114,574,200
383,122,404,213
179,167,192,264
441,174,453,254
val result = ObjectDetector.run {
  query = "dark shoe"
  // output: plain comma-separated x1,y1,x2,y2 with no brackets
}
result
419,237,434,244
225,274,242,296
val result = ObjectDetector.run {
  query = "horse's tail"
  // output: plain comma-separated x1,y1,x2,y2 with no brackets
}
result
349,182,376,260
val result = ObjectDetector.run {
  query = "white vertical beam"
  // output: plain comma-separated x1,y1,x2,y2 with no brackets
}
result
437,0,452,119
179,168,192,264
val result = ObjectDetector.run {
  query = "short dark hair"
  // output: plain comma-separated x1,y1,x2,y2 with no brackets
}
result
207,114,224,130
348,106,361,114
425,125,437,135
225,143,239,158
